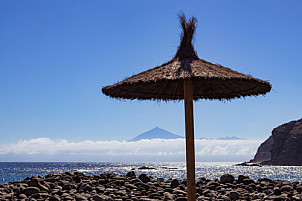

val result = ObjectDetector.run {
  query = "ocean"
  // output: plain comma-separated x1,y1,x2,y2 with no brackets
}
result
1,162,302,184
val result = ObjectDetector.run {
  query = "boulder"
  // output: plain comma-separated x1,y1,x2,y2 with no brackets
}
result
220,174,234,184
138,174,150,183
238,175,249,183
280,185,293,192
170,179,180,188
163,192,175,200
126,171,136,177
27,177,50,192
23,187,40,196
227,191,239,199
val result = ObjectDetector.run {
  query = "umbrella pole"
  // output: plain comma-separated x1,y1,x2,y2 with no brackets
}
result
184,79,196,201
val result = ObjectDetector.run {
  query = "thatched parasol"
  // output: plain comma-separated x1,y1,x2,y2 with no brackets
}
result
102,14,271,201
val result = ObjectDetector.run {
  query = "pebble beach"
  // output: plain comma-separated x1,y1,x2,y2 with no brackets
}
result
1,171,302,201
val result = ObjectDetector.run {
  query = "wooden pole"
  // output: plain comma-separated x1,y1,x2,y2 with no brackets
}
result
184,79,196,201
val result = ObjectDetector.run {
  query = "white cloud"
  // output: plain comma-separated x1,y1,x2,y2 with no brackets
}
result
0,138,263,162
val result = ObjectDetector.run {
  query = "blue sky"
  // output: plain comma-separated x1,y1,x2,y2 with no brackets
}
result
0,1,302,161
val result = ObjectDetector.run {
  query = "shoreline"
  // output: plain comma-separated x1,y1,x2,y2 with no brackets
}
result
1,172,302,200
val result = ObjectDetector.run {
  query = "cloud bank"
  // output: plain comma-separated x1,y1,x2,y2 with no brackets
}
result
0,138,262,162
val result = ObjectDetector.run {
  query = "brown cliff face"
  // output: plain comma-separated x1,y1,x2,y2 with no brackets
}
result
267,118,302,165
250,136,273,163
251,118,302,165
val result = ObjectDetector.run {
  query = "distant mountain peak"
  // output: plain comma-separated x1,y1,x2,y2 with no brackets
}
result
129,127,184,142
150,127,161,131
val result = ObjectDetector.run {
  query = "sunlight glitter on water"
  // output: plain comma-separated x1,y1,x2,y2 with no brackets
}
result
1,162,302,184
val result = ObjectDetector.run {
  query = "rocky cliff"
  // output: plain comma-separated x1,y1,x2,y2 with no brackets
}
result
251,118,302,165
250,136,273,163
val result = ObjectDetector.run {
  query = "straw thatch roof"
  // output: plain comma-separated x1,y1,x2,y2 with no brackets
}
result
102,14,271,101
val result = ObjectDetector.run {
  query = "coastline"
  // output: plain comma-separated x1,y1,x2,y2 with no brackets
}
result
3,162,302,186
1,171,302,200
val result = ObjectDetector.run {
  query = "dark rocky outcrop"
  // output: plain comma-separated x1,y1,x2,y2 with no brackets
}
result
250,136,274,163
267,118,302,165
250,118,302,165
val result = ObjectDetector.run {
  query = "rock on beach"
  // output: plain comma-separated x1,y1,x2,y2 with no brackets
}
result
1,172,302,200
